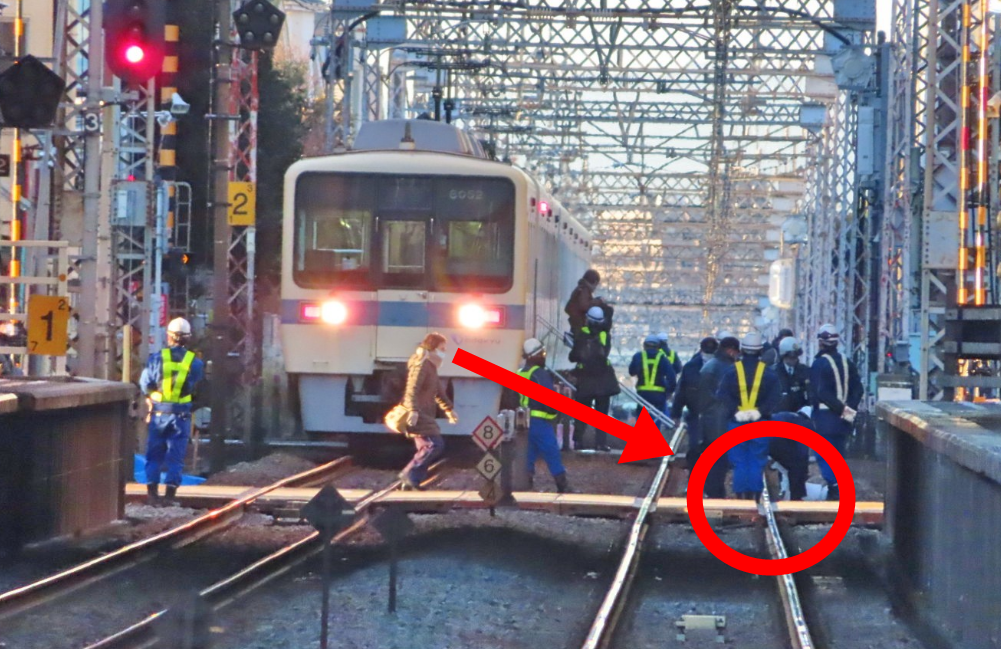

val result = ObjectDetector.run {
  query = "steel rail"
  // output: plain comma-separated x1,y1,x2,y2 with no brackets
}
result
0,455,353,620
84,461,450,649
760,474,815,649
579,423,686,649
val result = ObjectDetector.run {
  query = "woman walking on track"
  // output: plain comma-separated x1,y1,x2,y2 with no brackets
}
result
399,332,458,490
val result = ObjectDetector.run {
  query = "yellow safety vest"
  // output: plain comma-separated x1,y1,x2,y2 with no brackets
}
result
735,361,766,411
667,349,677,365
638,349,666,392
517,365,557,420
150,348,196,404
578,326,611,368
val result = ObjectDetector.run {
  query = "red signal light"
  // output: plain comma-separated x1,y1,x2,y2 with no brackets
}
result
125,45,145,64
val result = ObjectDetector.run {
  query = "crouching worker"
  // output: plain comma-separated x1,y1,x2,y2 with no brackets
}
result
141,318,204,506
768,407,814,501
519,338,571,493
717,331,781,500
400,332,458,491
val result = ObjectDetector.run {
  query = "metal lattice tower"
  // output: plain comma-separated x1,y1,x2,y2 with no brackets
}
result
315,0,872,369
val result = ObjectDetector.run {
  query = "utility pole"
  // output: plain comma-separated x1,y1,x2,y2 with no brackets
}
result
77,0,105,378
209,0,233,472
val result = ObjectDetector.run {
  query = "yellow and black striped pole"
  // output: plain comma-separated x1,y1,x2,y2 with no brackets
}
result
159,23,180,235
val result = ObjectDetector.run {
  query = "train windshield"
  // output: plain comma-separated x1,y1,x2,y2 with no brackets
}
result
294,173,515,292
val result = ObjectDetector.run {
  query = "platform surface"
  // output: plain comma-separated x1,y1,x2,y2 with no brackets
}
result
877,400,1001,485
124,483,883,525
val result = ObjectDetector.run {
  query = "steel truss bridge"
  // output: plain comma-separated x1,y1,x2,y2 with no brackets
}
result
10,0,999,431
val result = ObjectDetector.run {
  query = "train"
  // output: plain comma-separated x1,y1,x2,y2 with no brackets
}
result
281,119,592,436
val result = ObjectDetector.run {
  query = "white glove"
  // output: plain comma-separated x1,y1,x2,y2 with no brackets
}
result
446,411,459,425
841,406,857,424
406,410,420,428
734,409,761,423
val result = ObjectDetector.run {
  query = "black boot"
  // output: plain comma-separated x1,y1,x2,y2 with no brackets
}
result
163,485,180,507
826,484,840,502
146,483,159,506
554,473,572,494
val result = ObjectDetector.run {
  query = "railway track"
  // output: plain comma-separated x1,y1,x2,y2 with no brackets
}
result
0,455,356,626
579,423,687,649
82,460,450,649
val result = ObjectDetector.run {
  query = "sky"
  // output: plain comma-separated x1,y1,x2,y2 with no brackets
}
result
877,0,892,34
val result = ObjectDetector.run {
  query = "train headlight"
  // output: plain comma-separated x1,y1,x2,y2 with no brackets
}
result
321,300,348,325
458,304,486,328
458,304,504,328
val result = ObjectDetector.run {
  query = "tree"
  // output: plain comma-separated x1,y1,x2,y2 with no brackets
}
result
255,54,310,293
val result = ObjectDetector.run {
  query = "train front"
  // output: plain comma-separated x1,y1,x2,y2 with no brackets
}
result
280,150,526,437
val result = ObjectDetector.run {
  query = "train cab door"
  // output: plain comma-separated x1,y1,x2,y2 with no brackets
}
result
373,214,431,361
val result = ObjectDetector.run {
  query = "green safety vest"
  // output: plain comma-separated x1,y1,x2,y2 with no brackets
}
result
666,349,677,365
638,349,666,392
735,361,766,411
517,365,557,420
151,348,196,404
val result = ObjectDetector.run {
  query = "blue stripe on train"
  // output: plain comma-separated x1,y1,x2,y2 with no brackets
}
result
280,299,527,330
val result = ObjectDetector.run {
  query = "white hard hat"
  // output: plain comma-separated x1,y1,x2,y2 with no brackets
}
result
741,330,764,352
523,337,545,358
817,323,839,344
656,331,669,343
167,317,192,336
586,306,605,323
778,337,802,357
715,329,734,341
644,334,660,346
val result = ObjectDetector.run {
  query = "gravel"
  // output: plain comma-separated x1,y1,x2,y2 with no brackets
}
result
204,453,320,486
205,515,628,649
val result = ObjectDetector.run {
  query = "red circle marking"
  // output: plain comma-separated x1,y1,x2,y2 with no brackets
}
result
686,420,855,576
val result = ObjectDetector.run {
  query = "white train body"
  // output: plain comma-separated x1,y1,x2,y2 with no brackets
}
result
281,121,591,435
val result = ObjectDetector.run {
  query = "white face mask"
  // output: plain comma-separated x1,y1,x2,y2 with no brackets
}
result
430,349,447,365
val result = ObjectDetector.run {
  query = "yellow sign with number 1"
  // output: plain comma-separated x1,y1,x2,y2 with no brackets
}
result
228,181,256,226
27,295,70,356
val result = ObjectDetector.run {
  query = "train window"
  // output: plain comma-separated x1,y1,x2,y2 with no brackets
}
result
381,220,426,288
293,174,374,289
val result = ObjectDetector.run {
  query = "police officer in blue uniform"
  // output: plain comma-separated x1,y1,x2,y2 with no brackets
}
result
518,338,571,493
717,331,781,500
809,323,863,501
629,334,677,418
140,318,204,506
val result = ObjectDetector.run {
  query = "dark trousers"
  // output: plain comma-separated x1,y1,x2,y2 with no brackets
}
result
575,395,611,448
145,411,192,487
769,437,809,500
402,434,445,485
813,410,851,486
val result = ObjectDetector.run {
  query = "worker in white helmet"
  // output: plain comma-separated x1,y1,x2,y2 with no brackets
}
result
629,334,677,419
139,317,204,506
716,330,782,500
656,332,683,376
809,324,863,502
518,338,571,492
569,306,620,451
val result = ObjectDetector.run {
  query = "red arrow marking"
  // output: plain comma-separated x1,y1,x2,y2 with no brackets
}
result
452,348,674,463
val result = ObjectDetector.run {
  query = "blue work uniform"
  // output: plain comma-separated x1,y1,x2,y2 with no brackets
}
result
717,356,781,495
140,346,204,488
768,411,812,501
809,349,863,487
628,348,677,416
518,363,567,481
671,353,707,463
